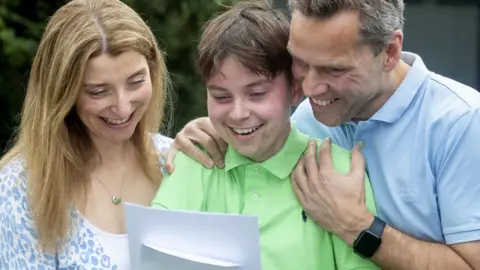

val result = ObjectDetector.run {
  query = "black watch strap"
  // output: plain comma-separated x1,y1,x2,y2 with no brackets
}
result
370,216,386,237
353,216,386,258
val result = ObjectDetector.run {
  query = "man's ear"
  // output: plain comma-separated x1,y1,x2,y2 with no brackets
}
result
383,29,403,72
291,79,304,106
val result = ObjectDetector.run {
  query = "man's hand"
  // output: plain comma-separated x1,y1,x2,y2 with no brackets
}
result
291,138,373,245
165,117,227,173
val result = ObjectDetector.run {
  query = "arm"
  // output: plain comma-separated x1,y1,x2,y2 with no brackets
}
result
338,208,474,270
292,138,477,270
336,110,480,270
151,151,210,211
366,227,473,270
0,157,56,268
165,117,227,173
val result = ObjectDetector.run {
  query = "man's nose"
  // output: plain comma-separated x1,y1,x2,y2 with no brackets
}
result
302,70,328,97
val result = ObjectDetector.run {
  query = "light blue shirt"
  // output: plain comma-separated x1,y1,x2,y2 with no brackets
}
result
291,52,480,245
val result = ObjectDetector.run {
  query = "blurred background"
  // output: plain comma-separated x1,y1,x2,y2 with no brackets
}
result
0,0,478,152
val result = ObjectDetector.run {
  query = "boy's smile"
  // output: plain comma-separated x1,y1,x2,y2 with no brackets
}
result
206,56,302,162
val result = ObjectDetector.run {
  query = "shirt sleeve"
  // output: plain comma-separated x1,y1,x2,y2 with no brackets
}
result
0,157,57,268
436,109,480,244
328,142,380,269
151,151,210,211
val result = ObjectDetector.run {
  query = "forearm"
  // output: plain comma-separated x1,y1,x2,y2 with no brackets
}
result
371,226,470,270
339,216,471,270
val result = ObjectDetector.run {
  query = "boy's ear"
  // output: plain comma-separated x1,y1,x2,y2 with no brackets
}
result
291,79,304,106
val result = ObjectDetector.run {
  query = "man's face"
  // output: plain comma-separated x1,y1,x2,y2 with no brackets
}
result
288,10,386,126
206,56,302,162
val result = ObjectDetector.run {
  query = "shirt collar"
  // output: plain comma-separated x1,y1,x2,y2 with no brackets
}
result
344,52,429,126
370,52,429,123
224,124,309,179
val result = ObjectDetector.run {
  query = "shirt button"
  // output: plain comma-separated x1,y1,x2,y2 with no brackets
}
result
252,193,259,200
253,167,259,173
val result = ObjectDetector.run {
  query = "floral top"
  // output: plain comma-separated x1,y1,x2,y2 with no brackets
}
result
0,134,173,269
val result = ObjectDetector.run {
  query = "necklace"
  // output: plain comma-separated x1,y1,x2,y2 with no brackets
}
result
95,175,125,205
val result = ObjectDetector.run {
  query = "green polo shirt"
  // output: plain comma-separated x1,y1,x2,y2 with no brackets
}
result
152,125,379,270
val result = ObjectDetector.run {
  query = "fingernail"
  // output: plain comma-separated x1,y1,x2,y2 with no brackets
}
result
206,160,214,168
357,141,365,149
216,160,224,168
308,141,316,153
320,137,329,150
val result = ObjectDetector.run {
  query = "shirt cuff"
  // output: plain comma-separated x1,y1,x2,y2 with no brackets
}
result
444,224,480,244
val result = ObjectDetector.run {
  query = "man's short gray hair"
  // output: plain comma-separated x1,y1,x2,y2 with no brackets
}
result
288,0,405,55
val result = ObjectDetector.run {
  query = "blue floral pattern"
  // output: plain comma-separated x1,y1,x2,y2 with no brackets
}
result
0,134,172,269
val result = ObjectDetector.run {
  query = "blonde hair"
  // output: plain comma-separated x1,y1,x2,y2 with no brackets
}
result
0,0,170,251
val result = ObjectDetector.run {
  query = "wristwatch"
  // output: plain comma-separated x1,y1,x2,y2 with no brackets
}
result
353,216,386,258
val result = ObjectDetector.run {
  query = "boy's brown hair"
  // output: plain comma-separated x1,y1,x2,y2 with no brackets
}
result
198,0,292,80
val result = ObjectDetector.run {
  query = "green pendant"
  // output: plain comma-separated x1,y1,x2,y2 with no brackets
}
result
111,196,122,205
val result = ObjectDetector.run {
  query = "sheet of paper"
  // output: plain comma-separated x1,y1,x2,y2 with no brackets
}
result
124,203,262,270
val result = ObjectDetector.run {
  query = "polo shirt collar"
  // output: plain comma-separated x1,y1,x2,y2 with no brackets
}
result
346,52,429,125
224,123,309,179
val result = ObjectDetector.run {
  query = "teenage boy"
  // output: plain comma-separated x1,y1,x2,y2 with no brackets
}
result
152,1,378,269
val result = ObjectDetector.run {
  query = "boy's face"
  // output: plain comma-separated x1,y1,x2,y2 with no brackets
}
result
206,56,302,162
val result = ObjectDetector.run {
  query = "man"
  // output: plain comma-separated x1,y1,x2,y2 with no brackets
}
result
167,0,480,269
153,1,379,269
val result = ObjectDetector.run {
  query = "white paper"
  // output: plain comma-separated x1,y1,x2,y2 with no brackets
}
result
124,203,262,270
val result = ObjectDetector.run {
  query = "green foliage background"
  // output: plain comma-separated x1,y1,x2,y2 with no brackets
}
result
0,0,247,151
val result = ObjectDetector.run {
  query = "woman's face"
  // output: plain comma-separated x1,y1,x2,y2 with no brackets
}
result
76,50,152,145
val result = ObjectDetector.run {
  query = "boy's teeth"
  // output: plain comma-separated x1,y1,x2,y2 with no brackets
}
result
232,125,261,134
312,98,336,106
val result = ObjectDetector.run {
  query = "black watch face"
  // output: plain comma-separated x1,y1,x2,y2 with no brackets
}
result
355,231,381,258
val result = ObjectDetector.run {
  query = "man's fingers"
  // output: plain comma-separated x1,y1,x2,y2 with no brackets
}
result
217,140,228,158
350,143,366,178
198,120,227,168
292,157,311,199
165,142,180,174
291,171,307,205
188,130,224,168
304,140,320,189
177,135,214,169
318,137,334,168
176,117,226,168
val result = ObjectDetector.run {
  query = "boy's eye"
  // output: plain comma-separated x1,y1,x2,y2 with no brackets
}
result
250,92,265,99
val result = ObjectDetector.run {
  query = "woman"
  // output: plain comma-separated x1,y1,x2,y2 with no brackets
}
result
0,0,172,268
